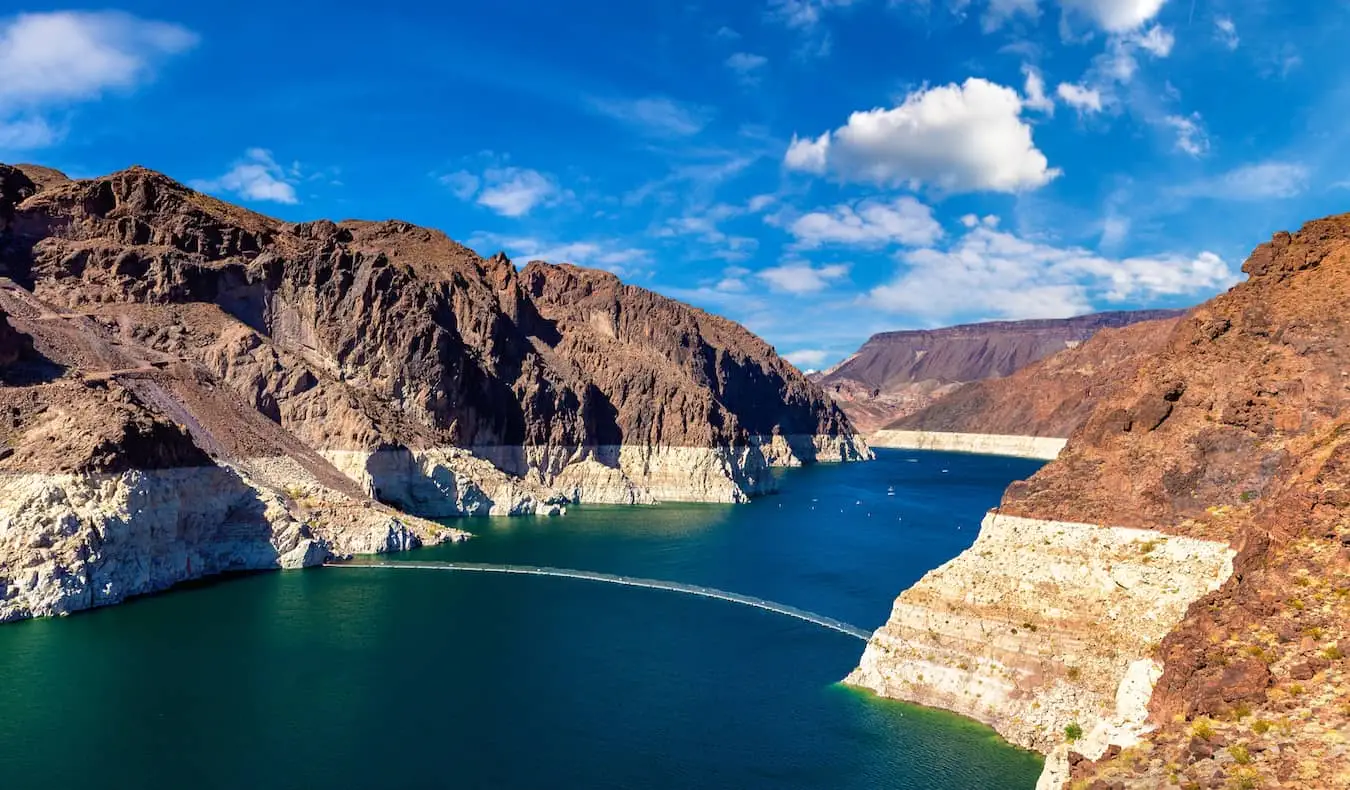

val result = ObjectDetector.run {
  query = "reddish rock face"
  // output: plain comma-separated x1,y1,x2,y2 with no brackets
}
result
814,310,1184,432
0,163,864,471
889,315,1182,438
1017,214,1350,789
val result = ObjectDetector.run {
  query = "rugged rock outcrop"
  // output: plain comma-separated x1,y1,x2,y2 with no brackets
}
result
0,162,868,622
815,310,1184,433
851,216,1350,789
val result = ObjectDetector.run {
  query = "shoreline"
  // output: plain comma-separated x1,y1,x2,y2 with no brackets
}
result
869,430,1067,461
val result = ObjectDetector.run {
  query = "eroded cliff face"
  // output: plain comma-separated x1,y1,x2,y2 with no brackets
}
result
852,216,1350,790
0,162,867,622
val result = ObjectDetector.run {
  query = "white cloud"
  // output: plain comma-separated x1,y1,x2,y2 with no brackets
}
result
0,116,57,150
726,52,768,85
1022,65,1054,114
1135,24,1174,57
1164,113,1208,156
1058,0,1168,33
783,348,830,368
714,25,741,39
469,233,650,275
1056,81,1104,114
784,78,1060,193
589,96,710,137
767,0,859,30
747,194,777,213
191,149,299,204
0,11,196,150
476,167,566,217
784,132,831,174
439,171,480,200
865,224,1234,323
441,165,569,217
0,11,197,105
789,196,943,249
758,262,851,294
983,0,1040,32
1175,162,1309,201
1214,16,1239,50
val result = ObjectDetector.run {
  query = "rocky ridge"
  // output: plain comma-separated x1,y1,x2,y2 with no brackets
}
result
850,216,1350,790
815,310,1184,433
0,162,868,622
883,314,1183,440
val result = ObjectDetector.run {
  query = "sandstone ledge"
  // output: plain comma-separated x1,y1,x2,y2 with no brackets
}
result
869,430,1067,460
845,513,1235,789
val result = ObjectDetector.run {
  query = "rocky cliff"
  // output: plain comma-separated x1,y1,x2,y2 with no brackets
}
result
0,162,868,622
816,310,1184,433
850,216,1350,790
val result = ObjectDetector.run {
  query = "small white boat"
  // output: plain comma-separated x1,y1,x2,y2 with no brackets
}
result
887,486,895,496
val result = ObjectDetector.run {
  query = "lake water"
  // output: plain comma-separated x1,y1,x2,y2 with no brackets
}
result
0,449,1045,789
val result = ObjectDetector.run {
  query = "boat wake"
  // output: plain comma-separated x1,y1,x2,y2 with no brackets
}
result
324,561,873,641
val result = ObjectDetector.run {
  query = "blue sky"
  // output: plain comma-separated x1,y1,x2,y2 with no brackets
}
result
1,1,1346,369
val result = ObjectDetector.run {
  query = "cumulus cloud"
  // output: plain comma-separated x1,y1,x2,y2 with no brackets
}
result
1058,0,1168,33
441,166,570,217
865,225,1235,323
784,132,831,174
1175,162,1309,201
191,149,300,204
0,11,196,150
1214,16,1239,50
1056,81,1104,114
758,262,851,294
783,78,1060,194
788,196,943,249
726,52,768,85
1022,65,1054,114
588,96,710,137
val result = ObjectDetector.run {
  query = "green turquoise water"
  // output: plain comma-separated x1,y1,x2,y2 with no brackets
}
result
0,449,1045,789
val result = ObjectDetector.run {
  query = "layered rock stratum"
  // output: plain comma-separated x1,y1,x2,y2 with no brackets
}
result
0,162,868,622
850,216,1350,790
815,310,1184,433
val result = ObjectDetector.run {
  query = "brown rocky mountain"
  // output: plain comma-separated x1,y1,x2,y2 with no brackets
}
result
0,162,868,623
885,313,1183,438
814,310,1185,433
848,215,1350,789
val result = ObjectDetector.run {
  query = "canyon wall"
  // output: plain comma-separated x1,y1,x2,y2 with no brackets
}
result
0,161,868,622
853,215,1350,789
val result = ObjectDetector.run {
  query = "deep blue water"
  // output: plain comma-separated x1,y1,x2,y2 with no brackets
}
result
0,449,1045,789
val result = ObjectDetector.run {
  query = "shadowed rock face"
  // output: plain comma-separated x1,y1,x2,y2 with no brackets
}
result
814,310,1186,433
